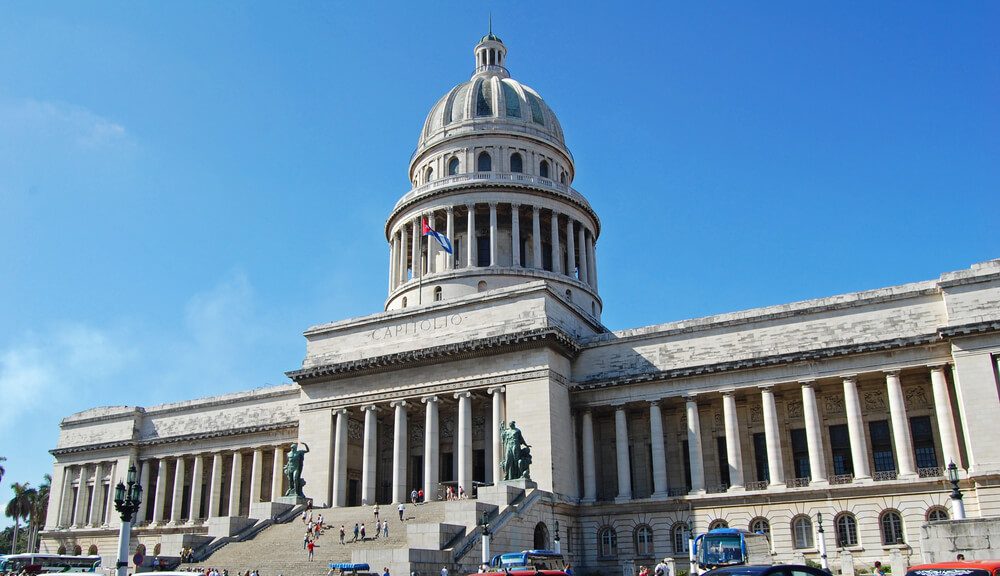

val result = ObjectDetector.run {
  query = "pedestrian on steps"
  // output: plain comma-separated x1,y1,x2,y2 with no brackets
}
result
398,502,405,521
340,525,346,545
384,567,391,576
384,521,389,538
304,530,311,549
353,522,359,542
307,540,315,561
360,523,367,541
374,503,380,522
302,511,308,524
410,489,417,504
374,520,381,539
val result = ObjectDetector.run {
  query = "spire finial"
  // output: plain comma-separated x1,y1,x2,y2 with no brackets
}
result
489,13,492,36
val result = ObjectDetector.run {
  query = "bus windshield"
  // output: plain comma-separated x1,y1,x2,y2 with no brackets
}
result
698,534,743,566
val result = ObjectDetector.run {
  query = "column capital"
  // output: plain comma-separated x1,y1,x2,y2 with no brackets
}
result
758,384,775,392
841,373,859,382
884,369,901,377
487,385,506,395
360,404,380,413
510,202,520,210
684,393,699,402
488,201,498,209
532,205,540,214
799,380,817,388
649,399,661,407
421,395,439,404
610,400,628,410
454,391,472,400
446,205,454,214
466,203,475,210
390,400,408,409
333,408,349,416
928,363,951,371
721,388,737,397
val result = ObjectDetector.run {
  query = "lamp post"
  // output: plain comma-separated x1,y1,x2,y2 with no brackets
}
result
687,519,697,576
947,461,966,520
480,511,491,568
553,519,561,554
113,464,143,576
815,512,829,572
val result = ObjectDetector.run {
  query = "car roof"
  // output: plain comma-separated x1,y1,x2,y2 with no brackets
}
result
475,571,568,576
705,565,828,576
909,562,1000,571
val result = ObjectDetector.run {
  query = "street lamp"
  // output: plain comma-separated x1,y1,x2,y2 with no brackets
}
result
947,461,966,520
480,511,491,568
815,512,829,572
113,464,143,576
687,519,697,576
553,520,561,554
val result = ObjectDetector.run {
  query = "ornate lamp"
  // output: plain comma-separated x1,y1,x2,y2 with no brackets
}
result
113,464,143,576
480,510,491,567
816,512,829,571
947,461,966,520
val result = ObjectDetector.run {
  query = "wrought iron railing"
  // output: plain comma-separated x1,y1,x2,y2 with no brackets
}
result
745,481,769,491
788,477,811,488
873,470,899,482
706,484,729,494
830,474,855,485
667,487,688,497
918,466,944,478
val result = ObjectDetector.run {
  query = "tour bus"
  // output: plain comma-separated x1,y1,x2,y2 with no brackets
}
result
490,550,565,571
693,528,771,572
0,553,101,573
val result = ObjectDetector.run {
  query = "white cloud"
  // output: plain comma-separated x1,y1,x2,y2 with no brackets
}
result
0,98,131,151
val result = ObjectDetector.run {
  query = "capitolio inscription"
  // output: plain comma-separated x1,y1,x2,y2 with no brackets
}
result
370,313,464,341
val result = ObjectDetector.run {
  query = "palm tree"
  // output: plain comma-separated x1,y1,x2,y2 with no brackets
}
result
5,482,32,554
27,474,51,552
0,457,6,486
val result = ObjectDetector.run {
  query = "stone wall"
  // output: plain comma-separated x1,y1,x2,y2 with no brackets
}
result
920,517,1000,562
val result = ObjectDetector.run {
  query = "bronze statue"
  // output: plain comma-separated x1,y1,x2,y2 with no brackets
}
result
283,442,310,497
500,420,531,481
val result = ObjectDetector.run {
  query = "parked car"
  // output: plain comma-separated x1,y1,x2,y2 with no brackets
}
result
703,564,831,576
907,561,1000,576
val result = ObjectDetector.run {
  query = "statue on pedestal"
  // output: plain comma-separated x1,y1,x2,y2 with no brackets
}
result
500,421,531,481
283,442,310,497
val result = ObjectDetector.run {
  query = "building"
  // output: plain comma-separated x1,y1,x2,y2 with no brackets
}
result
40,32,1000,574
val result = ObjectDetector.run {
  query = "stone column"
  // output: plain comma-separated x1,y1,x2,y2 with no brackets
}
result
446,206,455,270
73,465,90,527
332,409,348,507
399,226,409,283
581,409,597,501
152,459,168,523
103,462,117,525
842,377,870,480
58,466,74,527
391,401,408,503
228,451,243,516
489,203,498,266
208,453,223,517
489,386,506,483
169,457,186,524
389,234,397,292
427,212,437,274
686,396,706,493
760,387,786,486
930,365,962,468
566,218,577,280
550,210,562,274
723,391,745,490
361,404,379,505
411,217,421,279
511,204,521,267
886,371,916,477
249,448,263,504
577,226,589,285
87,464,102,526
801,382,830,483
271,446,284,500
188,455,204,523
137,462,151,523
587,231,598,289
463,203,475,267
649,401,668,497
532,206,542,268
456,392,473,494
614,405,633,502
423,396,440,501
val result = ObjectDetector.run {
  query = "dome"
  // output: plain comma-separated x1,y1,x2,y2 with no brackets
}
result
415,37,566,155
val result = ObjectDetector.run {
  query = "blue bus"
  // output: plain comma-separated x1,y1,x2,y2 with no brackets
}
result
0,553,101,573
693,529,771,572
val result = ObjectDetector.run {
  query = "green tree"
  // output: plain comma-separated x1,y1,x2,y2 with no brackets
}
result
5,482,32,554
0,457,6,485
27,474,51,552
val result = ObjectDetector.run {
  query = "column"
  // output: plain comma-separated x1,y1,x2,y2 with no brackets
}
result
930,365,962,468
489,203,498,266
72,465,88,526
456,392,473,495
842,377,870,480
208,453,223,517
152,459,168,523
137,462,151,523
686,396,706,493
760,387,786,486
361,405,378,505
581,410,597,501
411,217,421,279
423,396,440,501
801,382,830,483
228,451,243,516
723,392,745,490
271,447,284,501
587,231,598,289
489,387,505,483
103,462,117,525
446,207,455,270
577,226,589,284
389,235,397,292
58,466,74,527
332,409,348,507
249,448,263,504
188,455,204,523
427,212,437,274
532,206,542,268
87,464,102,526
466,204,476,267
614,405,632,502
391,401,408,503
168,457,185,524
885,371,916,477
566,218,576,279
649,401,668,497
399,226,409,283
511,204,521,267
550,210,562,274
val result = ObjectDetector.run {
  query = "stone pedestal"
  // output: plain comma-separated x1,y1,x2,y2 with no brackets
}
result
275,495,308,506
207,516,257,538
839,549,855,576
477,479,536,508
249,501,294,520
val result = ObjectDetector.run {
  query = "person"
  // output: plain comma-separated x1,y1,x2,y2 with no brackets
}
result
411,489,418,504
361,523,367,541
384,568,391,576
302,510,308,524
565,564,574,576
307,540,315,561
639,565,649,576
399,502,405,521
441,566,449,576
353,522,360,542
340,525,346,545
384,520,389,537
418,488,424,502
374,503,380,521
304,529,311,549
874,562,886,576
375,519,381,539
654,559,667,576
958,554,966,561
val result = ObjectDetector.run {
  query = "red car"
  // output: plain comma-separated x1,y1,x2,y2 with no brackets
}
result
907,561,1000,576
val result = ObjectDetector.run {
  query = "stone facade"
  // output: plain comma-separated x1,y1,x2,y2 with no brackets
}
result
40,32,1000,576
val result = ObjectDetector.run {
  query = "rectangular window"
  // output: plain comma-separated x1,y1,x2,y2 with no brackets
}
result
829,424,853,476
753,432,769,482
790,428,810,479
716,436,730,487
477,236,490,266
869,420,896,472
542,241,553,270
682,440,692,491
910,415,939,469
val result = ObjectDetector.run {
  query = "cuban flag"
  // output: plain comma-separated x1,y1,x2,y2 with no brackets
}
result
422,217,453,254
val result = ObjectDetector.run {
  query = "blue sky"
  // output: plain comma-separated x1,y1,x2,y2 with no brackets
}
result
1,2,997,524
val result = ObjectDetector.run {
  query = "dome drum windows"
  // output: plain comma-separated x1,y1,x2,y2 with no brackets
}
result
477,152,492,172
510,152,523,173
539,160,550,179
448,157,460,176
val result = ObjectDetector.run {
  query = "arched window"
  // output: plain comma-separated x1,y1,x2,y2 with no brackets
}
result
926,506,949,522
749,517,770,540
87,544,98,555
880,510,905,545
539,160,550,178
708,519,729,531
671,522,689,554
425,166,433,183
448,157,460,176
510,152,523,173
73,544,83,556
534,522,550,550
791,515,813,549
477,281,487,292
401,297,407,308
433,286,442,302
598,527,618,558
477,152,492,172
634,525,654,556
560,171,567,184
835,513,858,547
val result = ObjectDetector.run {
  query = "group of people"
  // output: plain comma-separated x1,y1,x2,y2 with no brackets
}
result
302,510,328,561
300,503,407,561
163,568,259,576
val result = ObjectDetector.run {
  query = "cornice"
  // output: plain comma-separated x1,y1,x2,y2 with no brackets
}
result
288,326,581,384
50,422,298,456
938,319,1000,338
